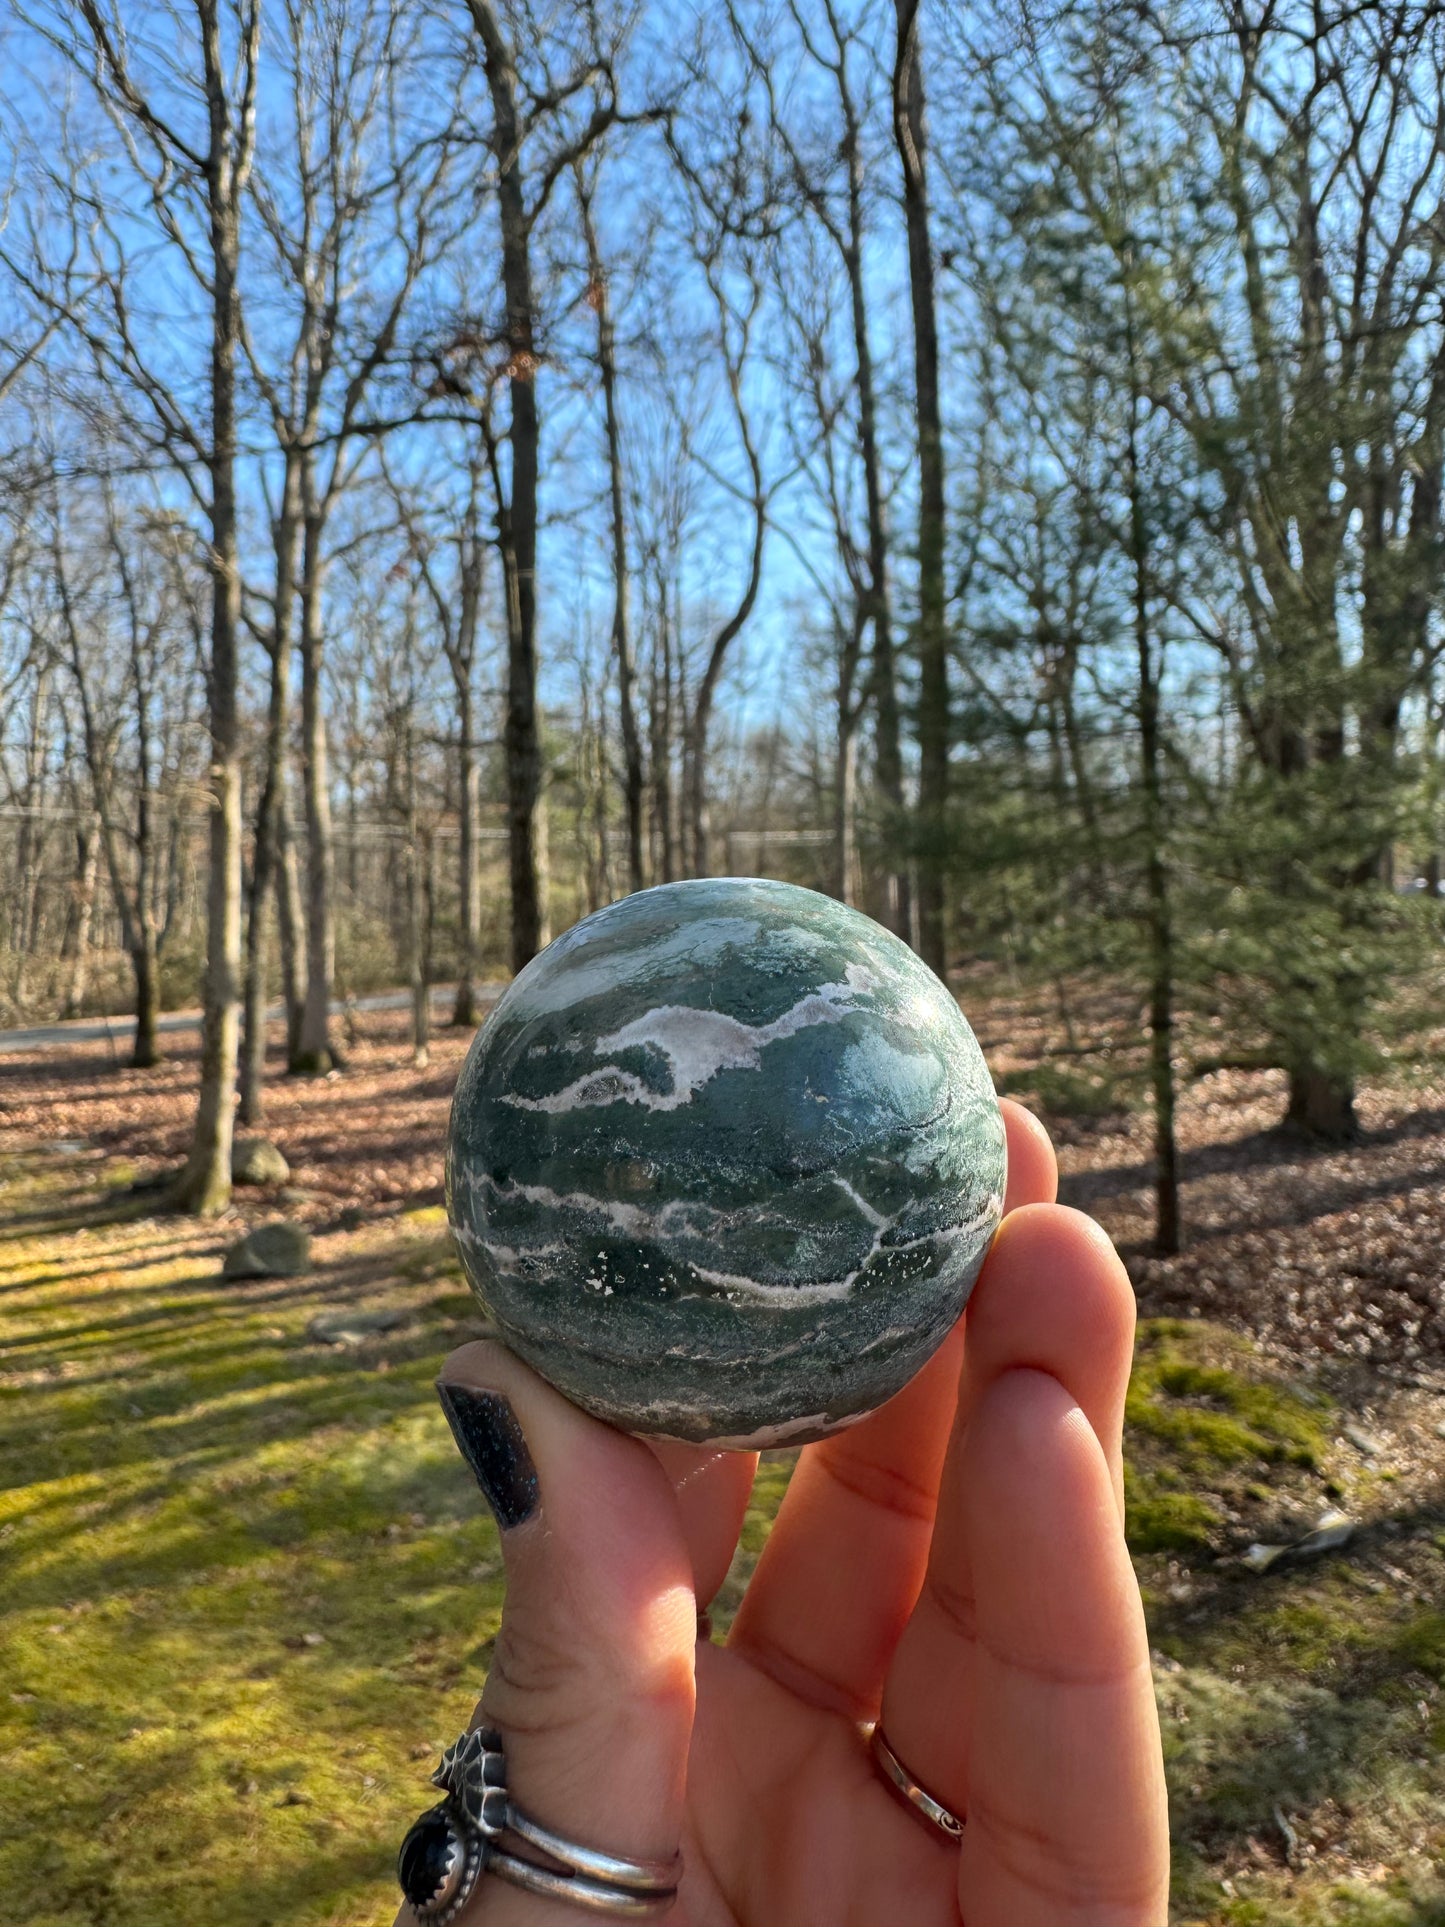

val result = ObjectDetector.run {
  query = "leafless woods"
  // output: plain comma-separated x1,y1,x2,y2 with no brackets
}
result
1,1,1443,1236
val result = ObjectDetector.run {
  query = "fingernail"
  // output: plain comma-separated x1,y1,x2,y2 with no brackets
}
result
436,1384,539,1530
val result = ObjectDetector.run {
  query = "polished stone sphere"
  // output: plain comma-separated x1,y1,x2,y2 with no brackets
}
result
446,878,1006,1447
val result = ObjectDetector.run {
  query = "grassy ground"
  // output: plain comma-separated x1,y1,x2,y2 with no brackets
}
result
1127,1324,1445,1925
1,1164,490,1927
2,1018,1444,1924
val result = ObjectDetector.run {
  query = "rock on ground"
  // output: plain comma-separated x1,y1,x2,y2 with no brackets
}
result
232,1137,290,1186
222,1221,310,1279
307,1306,409,1345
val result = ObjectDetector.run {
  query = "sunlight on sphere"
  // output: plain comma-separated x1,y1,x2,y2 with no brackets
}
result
446,878,1006,1446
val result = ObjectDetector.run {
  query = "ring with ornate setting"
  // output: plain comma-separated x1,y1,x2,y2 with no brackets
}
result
868,1722,966,1838
398,1727,682,1922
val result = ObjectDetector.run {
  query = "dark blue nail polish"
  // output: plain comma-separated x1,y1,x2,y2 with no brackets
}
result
436,1384,539,1530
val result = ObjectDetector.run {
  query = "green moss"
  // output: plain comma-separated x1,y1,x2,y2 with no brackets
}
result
1253,1595,1374,1672
709,1453,797,1635
1128,1322,1332,1473
396,1232,463,1283
1123,1321,1333,1562
1220,1889,1444,1927
1126,1477,1222,1553
5,1173,1442,1927
0,1176,506,1927
1394,1610,1445,1681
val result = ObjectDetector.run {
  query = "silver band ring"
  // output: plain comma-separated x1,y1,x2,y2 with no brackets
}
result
481,1849,675,1916
508,1806,680,1892
399,1726,680,1922
868,1723,966,1838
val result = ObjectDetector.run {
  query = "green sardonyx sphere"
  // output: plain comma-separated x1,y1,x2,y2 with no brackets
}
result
445,878,1006,1447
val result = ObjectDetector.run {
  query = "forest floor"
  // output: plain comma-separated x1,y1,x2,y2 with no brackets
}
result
2,981,1444,1927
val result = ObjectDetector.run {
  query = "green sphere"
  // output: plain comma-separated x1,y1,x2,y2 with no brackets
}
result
446,878,1005,1446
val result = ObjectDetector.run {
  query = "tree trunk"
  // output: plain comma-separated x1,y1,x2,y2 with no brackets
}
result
131,750,163,1071
174,550,243,1209
295,500,337,1071
834,608,865,908
346,771,360,898
61,814,99,1018
534,787,551,950
590,708,613,910
683,275,766,881
240,471,300,1121
276,787,306,1061
452,678,483,1024
1060,659,1106,887
16,657,52,958
684,725,709,879
132,928,162,1071
893,0,949,977
469,0,545,972
1127,332,1181,1255
580,172,645,896
653,601,678,882
1287,1067,1357,1139
835,707,859,906
440,485,485,1026
174,6,247,1215
407,825,431,1070
839,88,908,938
238,882,271,1119
61,585,160,1067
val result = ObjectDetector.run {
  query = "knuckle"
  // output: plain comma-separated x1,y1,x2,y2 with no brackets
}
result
485,1615,596,1740
971,1790,1161,1917
483,1587,693,1740
925,1566,978,1642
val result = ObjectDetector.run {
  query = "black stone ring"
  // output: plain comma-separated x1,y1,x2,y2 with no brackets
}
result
399,1727,682,1922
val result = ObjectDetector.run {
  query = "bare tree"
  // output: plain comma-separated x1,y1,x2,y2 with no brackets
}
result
737,0,912,928
237,454,304,1122
894,0,949,973
384,438,491,1024
463,0,656,966
680,250,768,877
54,482,202,1068
576,157,646,895
664,72,777,878
767,225,871,904
243,0,468,1073
13,0,263,1210
10,635,54,975
388,591,440,1067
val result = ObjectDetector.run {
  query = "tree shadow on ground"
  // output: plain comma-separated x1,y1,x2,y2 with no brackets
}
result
1064,1098,1445,1188
0,1182,169,1243
0,1182,485,1612
1144,1477,1445,1875
1062,1104,1445,1204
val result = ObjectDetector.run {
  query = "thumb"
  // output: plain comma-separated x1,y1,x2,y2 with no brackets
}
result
421,1339,696,1923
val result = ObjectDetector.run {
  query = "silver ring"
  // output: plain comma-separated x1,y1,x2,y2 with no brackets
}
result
484,1852,675,1916
507,1806,680,1892
868,1723,966,1838
399,1726,681,1922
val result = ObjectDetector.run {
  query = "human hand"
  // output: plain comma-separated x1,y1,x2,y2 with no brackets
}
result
397,1101,1169,1926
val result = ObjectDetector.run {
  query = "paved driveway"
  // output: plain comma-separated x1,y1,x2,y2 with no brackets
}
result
0,984,502,1055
